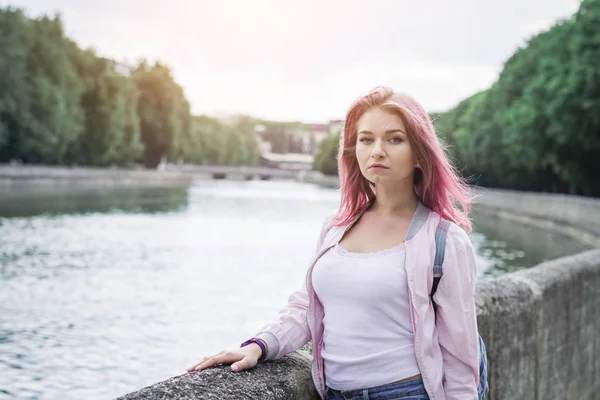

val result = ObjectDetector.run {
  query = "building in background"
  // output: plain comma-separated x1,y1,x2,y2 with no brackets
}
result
259,152,315,171
327,119,344,135
255,120,341,156
252,120,344,171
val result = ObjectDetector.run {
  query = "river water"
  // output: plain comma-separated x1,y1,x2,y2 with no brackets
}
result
0,180,590,399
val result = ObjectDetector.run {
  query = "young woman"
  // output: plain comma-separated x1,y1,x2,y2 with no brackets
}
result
188,87,481,400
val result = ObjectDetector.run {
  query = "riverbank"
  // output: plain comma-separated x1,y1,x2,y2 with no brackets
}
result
0,164,336,187
0,164,198,187
472,188,600,248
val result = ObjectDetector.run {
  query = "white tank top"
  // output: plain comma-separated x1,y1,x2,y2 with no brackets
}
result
311,242,420,391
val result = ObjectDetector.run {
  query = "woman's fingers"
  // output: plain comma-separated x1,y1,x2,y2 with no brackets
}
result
230,355,257,372
187,347,261,373
190,352,242,372
186,356,209,372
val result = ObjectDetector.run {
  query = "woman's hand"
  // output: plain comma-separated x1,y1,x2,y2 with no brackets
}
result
186,343,263,373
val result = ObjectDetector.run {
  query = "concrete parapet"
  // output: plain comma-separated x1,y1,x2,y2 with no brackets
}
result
476,249,600,399
116,345,318,400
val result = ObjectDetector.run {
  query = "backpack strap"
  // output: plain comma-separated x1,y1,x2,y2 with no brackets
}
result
431,219,451,312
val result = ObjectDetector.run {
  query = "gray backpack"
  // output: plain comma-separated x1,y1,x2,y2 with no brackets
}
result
431,219,489,399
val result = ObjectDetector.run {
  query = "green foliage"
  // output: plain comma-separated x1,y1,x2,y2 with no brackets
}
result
185,115,261,166
0,10,85,164
433,0,600,196
70,51,143,166
0,6,261,168
131,60,191,168
0,7,30,158
312,131,340,176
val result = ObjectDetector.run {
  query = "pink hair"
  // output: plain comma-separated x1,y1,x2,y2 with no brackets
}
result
332,86,473,232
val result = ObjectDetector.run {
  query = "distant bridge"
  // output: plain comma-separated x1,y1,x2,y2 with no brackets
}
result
0,164,338,188
164,164,307,181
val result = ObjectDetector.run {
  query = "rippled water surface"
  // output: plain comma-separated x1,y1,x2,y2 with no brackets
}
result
0,180,590,399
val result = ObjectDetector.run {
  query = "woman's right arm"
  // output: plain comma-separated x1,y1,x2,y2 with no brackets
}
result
253,210,336,361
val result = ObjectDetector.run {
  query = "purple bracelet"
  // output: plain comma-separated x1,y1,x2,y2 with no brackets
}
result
240,338,267,362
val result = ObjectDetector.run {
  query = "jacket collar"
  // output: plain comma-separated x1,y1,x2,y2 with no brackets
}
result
327,199,432,245
405,200,432,241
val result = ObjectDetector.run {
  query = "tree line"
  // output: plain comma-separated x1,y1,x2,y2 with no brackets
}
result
0,7,260,168
314,0,600,197
432,0,600,196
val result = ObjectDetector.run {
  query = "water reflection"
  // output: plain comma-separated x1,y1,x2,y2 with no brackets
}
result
470,208,591,277
0,185,189,218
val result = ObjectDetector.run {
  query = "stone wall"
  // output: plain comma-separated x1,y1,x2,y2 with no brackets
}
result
475,248,600,399
117,189,600,400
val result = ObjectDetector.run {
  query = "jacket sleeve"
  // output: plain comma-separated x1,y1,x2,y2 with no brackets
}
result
254,210,335,361
432,224,480,399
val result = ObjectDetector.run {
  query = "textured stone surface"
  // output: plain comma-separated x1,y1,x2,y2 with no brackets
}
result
116,346,318,400
478,249,600,400
476,275,539,399
515,250,600,400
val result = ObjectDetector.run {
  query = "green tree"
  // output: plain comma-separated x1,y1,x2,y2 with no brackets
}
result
21,14,85,163
434,0,600,196
312,131,340,175
0,11,85,163
68,52,143,166
187,115,261,165
542,0,600,195
0,7,30,160
230,115,261,165
132,60,191,168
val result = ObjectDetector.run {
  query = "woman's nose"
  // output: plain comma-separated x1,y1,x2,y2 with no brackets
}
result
371,141,385,157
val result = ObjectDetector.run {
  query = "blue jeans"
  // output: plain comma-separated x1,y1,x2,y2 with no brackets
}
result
324,377,429,400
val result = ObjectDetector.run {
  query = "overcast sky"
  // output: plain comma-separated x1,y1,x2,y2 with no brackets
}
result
5,0,580,122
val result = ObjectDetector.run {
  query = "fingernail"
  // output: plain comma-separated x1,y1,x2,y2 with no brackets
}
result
231,364,238,372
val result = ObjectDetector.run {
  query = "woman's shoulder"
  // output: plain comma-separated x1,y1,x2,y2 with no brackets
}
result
442,219,477,276
446,220,472,244
429,210,472,247
425,213,475,262
313,209,339,251
323,208,339,224
319,209,339,234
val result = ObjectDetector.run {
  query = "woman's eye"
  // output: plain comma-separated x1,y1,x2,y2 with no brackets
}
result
359,138,373,143
390,137,402,143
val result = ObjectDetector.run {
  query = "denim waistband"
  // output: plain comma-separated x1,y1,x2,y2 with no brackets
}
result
325,376,428,400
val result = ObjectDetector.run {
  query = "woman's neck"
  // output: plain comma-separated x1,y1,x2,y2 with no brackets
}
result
370,182,419,217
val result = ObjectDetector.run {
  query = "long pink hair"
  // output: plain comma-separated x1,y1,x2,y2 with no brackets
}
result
332,86,473,232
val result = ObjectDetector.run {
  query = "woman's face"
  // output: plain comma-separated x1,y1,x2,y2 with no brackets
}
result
355,107,417,186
